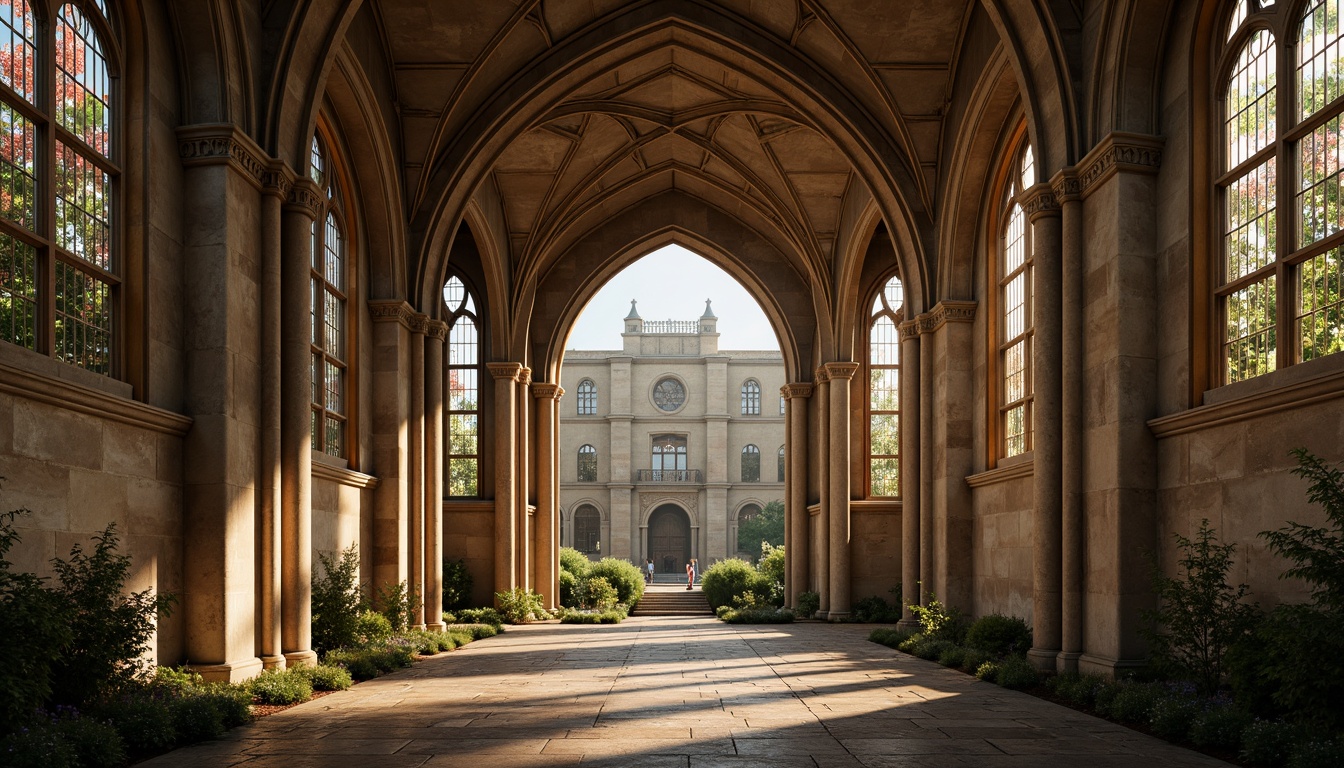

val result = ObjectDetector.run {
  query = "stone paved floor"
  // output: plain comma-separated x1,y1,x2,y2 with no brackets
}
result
142,617,1233,767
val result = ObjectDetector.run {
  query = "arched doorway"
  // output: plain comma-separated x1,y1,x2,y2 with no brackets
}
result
648,505,691,575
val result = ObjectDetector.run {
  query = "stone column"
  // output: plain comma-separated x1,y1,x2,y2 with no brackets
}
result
609,357,633,559
532,383,564,608
898,320,922,629
408,315,426,628
488,363,522,597
1026,183,1063,670
369,302,413,600
1053,169,1084,673
280,176,322,669
928,302,978,610
783,383,812,609
814,366,830,616
825,362,858,620
176,125,267,681
258,162,289,669
918,322,934,606
515,368,531,590
424,321,447,631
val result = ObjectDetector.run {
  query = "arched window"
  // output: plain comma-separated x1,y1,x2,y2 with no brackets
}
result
651,434,687,478
741,444,760,482
777,445,785,482
780,393,786,415
740,379,761,415
1218,1,1344,384
998,141,1034,458
735,503,762,553
0,2,120,376
444,275,480,496
309,133,350,458
576,378,597,415
869,275,903,495
577,444,597,482
574,504,601,555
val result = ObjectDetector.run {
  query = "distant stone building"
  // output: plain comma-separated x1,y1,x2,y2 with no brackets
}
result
559,301,785,574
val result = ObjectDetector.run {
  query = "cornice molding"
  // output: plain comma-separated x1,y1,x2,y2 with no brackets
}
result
1148,366,1344,437
0,362,193,437
532,383,564,399
921,300,977,333
823,361,860,380
425,319,448,341
176,124,270,190
368,300,416,328
781,383,814,399
1021,183,1060,221
311,459,379,489
1077,132,1164,198
487,362,524,381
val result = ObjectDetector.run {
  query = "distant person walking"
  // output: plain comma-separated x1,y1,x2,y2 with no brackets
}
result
686,561,694,589
646,559,654,584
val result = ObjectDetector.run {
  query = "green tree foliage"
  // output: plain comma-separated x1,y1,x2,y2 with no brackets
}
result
0,508,71,731
311,544,365,654
586,557,644,607
701,558,768,610
442,558,473,612
559,546,590,578
1263,448,1344,612
1143,519,1259,696
737,499,784,555
376,580,421,632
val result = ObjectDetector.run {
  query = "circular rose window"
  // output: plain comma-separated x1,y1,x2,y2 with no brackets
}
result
652,377,686,412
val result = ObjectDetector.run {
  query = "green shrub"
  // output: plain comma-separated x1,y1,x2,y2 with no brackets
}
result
965,614,1032,657
495,587,545,623
448,621,499,639
0,711,125,768
1288,738,1344,768
1268,449,1344,613
195,683,253,729
98,692,177,753
853,595,901,623
1049,673,1110,708
356,609,393,645
587,558,645,607
301,664,352,691
151,666,202,695
312,544,365,654
579,576,619,611
868,627,913,649
1149,691,1201,741
994,655,1039,690
1189,701,1251,750
796,590,821,618
559,569,578,608
456,607,504,629
442,559,473,612
560,607,627,624
1240,719,1306,766
757,543,787,606
959,648,991,674
249,668,313,706
911,637,956,661
908,592,968,643
719,606,794,623
324,645,414,681
169,694,228,742
46,523,176,706
975,661,1000,682
1142,519,1259,696
377,580,422,632
560,547,590,577
0,508,73,732
897,633,923,653
1106,681,1164,724
937,645,965,667
1228,602,1344,726
701,558,764,610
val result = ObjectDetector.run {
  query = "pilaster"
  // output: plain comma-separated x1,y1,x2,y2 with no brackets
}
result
814,366,831,616
1053,167,1085,674
532,383,564,608
488,362,523,597
370,301,416,601
782,383,813,609
824,362,858,620
897,319,921,629
424,320,447,630
924,302,976,612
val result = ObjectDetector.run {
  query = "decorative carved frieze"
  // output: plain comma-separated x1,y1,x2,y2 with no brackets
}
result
921,300,977,333
823,361,860,380
425,319,448,341
781,383,814,399
640,492,698,516
285,178,324,219
487,362,524,381
177,124,270,189
1077,132,1164,197
1021,184,1060,221
368,300,416,328
532,383,565,400
898,318,922,339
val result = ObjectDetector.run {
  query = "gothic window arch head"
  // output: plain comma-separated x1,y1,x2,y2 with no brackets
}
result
577,378,597,415
741,379,761,415
309,129,353,459
1215,0,1344,385
997,138,1034,459
577,444,597,482
0,1,121,377
445,274,481,496
741,444,761,482
868,274,903,496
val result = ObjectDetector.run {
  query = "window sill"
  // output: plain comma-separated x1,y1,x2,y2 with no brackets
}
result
966,457,1035,488
310,454,378,489
1151,356,1344,438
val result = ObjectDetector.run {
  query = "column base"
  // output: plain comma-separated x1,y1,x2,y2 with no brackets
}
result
1078,653,1148,679
1056,651,1082,676
826,611,851,622
260,654,287,670
426,621,447,633
896,618,921,632
191,657,264,683
1027,647,1060,672
283,650,319,668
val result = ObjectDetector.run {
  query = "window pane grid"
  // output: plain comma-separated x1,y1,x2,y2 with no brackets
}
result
1226,159,1278,281
1224,277,1278,381
1298,246,1344,359
741,444,760,482
446,278,480,497
1226,30,1277,169
1,102,37,230
55,142,111,270
1000,184,1032,458
0,2,36,103
777,446,785,482
1298,0,1343,122
869,276,902,497
741,380,760,415
577,379,597,415
578,445,597,482
53,260,111,375
651,434,687,471
0,232,36,349
56,5,111,156
1298,116,1344,248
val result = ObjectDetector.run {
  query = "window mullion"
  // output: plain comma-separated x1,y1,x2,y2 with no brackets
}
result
39,23,55,359
1277,30,1293,371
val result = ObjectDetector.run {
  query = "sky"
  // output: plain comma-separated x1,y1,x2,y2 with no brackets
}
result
565,245,780,351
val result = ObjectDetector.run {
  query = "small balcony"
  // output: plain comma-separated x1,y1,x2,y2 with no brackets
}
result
635,469,703,483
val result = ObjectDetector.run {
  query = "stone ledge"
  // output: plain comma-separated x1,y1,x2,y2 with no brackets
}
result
1149,364,1344,437
311,458,379,489
0,360,192,437
850,499,902,515
965,458,1034,488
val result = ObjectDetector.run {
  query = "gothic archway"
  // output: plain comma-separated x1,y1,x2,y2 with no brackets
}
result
648,505,692,575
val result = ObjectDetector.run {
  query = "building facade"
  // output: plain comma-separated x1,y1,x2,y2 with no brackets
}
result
558,301,785,572
0,0,1339,682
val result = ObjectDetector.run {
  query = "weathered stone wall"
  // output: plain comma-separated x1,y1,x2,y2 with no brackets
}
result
442,502,497,609
968,472,1034,620
850,503,902,606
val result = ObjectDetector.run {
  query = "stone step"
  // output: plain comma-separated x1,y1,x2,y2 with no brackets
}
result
632,590,713,616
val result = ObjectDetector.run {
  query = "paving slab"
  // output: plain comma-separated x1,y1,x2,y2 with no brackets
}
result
139,618,1233,767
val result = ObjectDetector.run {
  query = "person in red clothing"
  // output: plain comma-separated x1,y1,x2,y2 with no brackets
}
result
685,561,694,589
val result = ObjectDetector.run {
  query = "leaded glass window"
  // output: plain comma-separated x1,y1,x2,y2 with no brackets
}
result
999,143,1034,458
445,275,480,496
577,378,597,415
1,2,120,376
651,434,687,472
574,505,601,555
741,379,761,414
309,135,348,458
741,444,760,482
1219,0,1344,383
578,444,597,482
869,275,902,495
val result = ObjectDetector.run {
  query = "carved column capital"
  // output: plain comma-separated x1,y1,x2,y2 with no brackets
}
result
1077,132,1165,198
285,177,324,219
517,367,532,387
425,319,448,341
898,318,923,339
261,160,294,200
369,300,416,328
1051,168,1082,203
781,383,814,400
823,362,859,380
814,365,830,383
922,301,977,333
487,362,524,381
1022,183,1060,222
532,383,565,400
176,123,268,189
